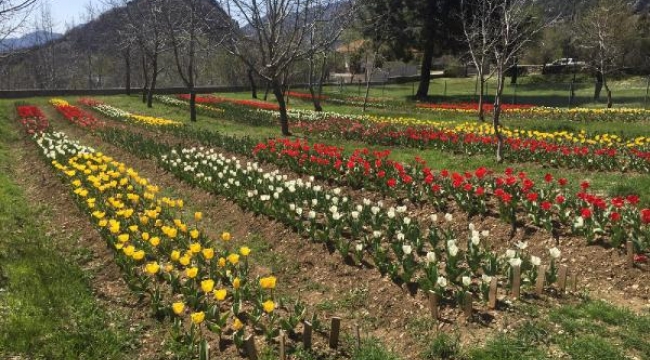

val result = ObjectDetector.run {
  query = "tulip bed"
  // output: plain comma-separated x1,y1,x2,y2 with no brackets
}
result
99,127,572,312
177,94,281,111
80,101,650,257
16,104,49,135
50,98,104,129
79,98,183,127
17,111,308,356
292,116,650,173
417,102,650,123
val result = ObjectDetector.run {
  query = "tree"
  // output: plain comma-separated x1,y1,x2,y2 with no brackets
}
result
0,0,39,44
577,0,636,107
120,0,170,107
462,0,551,163
219,0,352,136
461,0,500,122
162,0,228,122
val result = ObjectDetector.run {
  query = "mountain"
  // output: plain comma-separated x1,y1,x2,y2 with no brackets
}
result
0,31,63,52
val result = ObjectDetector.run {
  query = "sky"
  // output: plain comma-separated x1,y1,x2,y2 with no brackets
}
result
15,0,111,36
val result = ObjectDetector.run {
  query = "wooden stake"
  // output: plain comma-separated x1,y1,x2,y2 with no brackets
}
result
488,277,498,309
244,335,258,360
627,241,635,268
428,290,439,320
571,272,578,293
303,321,313,350
463,291,473,319
329,317,341,349
512,265,521,299
558,265,568,293
279,330,286,360
535,265,547,296
356,323,361,349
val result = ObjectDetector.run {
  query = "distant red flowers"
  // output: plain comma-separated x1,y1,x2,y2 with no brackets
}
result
16,105,49,135
177,94,281,111
51,102,103,129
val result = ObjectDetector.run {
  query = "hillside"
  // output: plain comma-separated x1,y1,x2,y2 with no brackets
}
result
0,31,63,52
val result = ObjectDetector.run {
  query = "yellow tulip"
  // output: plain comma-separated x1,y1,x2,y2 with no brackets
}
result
189,242,202,253
186,267,198,279
262,300,275,313
232,317,244,331
227,253,240,265
200,279,215,293
259,276,277,290
202,248,215,260
171,250,181,262
150,236,160,247
190,229,199,239
145,262,160,275
221,232,231,242
240,246,251,256
191,311,205,324
132,250,145,261
172,302,185,315
233,277,241,289
213,288,227,301
194,212,203,221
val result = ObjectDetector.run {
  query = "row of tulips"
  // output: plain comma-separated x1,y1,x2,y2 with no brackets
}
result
16,104,49,135
79,98,184,127
417,102,536,112
177,94,281,111
83,101,650,256
293,117,650,173
99,127,574,310
251,138,650,255
22,123,306,356
417,102,650,123
50,98,104,129
152,95,225,116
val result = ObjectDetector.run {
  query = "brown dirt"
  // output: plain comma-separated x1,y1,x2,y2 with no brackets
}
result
31,103,650,359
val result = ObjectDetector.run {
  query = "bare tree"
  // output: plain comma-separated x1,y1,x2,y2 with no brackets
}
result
0,0,39,46
162,0,228,122
461,0,551,163
219,0,353,136
577,0,636,108
117,0,169,107
461,0,500,122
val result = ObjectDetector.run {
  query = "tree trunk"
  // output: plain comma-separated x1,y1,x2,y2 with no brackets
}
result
248,68,257,99
363,50,378,113
308,53,325,112
478,75,485,122
416,45,434,99
141,54,149,103
147,58,158,108
594,70,603,100
272,80,291,136
264,82,270,101
125,51,131,96
493,67,506,163
190,90,197,122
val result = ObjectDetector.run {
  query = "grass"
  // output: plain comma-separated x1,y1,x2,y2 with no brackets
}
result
465,299,650,359
0,102,136,359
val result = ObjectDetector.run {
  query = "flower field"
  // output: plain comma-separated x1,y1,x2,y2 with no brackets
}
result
4,93,650,359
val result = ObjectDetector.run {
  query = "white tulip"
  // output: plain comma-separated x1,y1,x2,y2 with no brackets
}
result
549,247,561,259
530,256,541,266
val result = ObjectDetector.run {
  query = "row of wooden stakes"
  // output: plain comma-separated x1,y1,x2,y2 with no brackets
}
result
244,317,345,360
242,242,640,359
